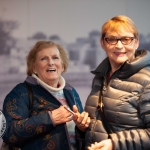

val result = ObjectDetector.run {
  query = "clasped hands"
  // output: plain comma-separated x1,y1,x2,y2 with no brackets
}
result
51,105,90,131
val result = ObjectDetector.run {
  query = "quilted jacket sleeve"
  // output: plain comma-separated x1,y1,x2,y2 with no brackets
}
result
109,83,150,150
2,83,55,147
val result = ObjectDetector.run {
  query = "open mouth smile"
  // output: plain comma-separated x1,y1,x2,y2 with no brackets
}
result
46,69,56,72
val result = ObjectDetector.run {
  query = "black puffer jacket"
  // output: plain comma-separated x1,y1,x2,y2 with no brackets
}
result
85,50,150,150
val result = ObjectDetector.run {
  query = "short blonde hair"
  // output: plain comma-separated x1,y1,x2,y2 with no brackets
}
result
26,41,69,76
101,15,139,39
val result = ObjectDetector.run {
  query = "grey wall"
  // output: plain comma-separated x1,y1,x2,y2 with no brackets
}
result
0,0,150,110
0,0,150,144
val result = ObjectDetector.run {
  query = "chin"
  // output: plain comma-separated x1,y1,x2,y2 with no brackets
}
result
116,57,128,63
49,77,59,81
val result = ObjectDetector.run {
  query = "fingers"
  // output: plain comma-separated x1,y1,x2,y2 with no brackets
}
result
80,112,89,125
87,143,96,150
78,112,88,123
51,105,73,125
87,147,93,150
76,111,89,125
85,117,90,128
64,105,75,115
73,110,91,132
51,105,91,129
88,142,103,150
73,105,78,113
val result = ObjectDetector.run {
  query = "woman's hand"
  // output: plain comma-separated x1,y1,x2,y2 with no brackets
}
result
51,105,73,125
87,139,113,150
73,105,90,132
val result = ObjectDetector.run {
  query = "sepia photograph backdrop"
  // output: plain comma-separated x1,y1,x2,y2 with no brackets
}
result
0,0,150,117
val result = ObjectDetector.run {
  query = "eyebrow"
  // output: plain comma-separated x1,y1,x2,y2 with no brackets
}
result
106,36,133,38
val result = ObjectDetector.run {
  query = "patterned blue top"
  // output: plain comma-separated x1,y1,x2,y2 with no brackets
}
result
2,76,83,150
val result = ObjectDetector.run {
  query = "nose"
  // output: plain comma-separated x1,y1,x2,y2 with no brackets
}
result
48,59,54,66
115,40,123,48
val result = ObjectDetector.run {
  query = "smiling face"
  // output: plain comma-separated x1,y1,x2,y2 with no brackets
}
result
33,46,64,87
101,26,139,71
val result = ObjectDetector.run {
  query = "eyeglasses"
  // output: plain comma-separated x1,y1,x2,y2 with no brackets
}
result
104,37,135,45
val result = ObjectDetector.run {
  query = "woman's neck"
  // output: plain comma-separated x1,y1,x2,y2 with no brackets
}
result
32,74,66,92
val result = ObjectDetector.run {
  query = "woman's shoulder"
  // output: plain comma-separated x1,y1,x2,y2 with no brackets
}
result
132,66,150,88
64,82,79,94
3,82,29,108
12,82,27,91
64,82,72,90
5,82,27,98
64,82,81,98
64,82,83,110
139,66,150,77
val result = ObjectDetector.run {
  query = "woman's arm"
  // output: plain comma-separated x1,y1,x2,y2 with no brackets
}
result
2,84,55,147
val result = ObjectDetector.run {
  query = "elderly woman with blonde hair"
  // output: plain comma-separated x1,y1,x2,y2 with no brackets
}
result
85,15,150,150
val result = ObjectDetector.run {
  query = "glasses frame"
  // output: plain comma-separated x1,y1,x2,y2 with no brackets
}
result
104,37,135,45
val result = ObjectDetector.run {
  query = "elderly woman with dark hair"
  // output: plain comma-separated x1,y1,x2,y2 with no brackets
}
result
2,41,90,150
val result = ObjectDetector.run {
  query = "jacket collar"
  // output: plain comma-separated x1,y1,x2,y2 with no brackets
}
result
91,50,150,79
25,76,72,91
25,76,75,108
